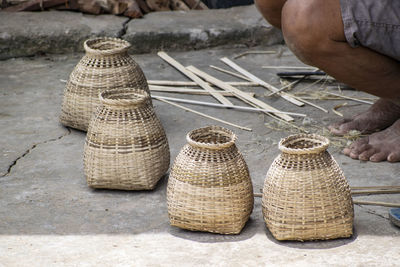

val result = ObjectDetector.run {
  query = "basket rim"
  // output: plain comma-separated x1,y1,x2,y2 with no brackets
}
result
186,125,237,150
99,88,149,107
278,134,330,154
84,37,131,55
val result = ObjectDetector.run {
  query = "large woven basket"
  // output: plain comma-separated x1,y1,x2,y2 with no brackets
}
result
60,37,149,131
167,126,254,234
262,134,354,241
84,89,169,190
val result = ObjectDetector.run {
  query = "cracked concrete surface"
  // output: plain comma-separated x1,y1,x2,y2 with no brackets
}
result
0,46,399,266
0,5,283,59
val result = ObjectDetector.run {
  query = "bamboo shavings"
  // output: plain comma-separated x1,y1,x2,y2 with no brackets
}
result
157,52,233,106
148,80,258,87
209,65,253,82
152,95,306,117
332,102,348,117
325,91,374,105
233,50,276,59
154,97,252,132
186,65,296,122
220,57,305,107
149,85,255,97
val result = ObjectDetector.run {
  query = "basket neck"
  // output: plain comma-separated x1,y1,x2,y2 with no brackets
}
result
84,37,131,56
186,126,237,150
278,134,329,155
99,89,150,108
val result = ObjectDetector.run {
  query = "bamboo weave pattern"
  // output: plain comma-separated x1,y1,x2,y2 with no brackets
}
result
84,89,169,190
262,134,354,241
167,126,254,234
60,37,149,131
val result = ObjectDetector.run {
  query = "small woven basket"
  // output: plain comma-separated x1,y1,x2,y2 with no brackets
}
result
262,134,354,241
84,89,169,190
60,37,149,131
167,126,254,234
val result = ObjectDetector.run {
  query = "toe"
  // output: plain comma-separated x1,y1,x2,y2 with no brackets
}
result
343,137,368,157
351,143,371,155
328,119,352,135
388,152,400,162
358,147,376,161
369,152,388,162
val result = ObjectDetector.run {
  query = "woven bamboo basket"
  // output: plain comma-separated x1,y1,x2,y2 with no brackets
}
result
167,126,254,234
60,37,149,131
262,134,354,241
83,89,169,190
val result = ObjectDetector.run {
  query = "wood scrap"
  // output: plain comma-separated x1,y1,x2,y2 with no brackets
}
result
325,91,374,105
220,57,305,107
233,50,276,59
157,52,233,106
170,0,189,10
146,0,170,11
209,65,252,82
353,200,400,208
3,0,66,11
154,97,252,132
186,65,295,122
182,0,207,9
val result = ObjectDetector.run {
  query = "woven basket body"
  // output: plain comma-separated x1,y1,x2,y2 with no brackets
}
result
60,37,149,131
167,126,254,234
84,89,169,190
262,134,354,241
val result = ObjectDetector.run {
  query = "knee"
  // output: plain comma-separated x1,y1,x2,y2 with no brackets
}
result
281,0,331,65
255,0,286,29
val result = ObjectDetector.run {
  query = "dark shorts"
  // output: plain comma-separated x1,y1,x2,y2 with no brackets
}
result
340,0,400,61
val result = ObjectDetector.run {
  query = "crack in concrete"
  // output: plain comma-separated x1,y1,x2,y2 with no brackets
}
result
118,18,132,38
0,128,72,178
356,204,389,221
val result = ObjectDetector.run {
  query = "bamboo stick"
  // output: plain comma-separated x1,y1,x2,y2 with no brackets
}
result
209,65,253,82
353,200,400,208
220,57,305,107
325,91,374,105
267,79,302,97
149,85,255,97
351,189,400,195
157,52,233,106
186,65,296,121
148,80,258,87
262,65,318,70
351,186,400,190
154,97,252,132
152,95,306,117
233,50,276,59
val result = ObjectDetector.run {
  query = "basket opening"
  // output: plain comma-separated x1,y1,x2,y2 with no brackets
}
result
187,126,236,149
100,89,149,106
279,134,329,154
84,38,130,54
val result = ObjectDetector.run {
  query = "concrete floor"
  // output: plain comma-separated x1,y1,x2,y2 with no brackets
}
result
0,45,399,266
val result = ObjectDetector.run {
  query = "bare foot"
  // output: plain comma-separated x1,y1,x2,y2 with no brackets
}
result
328,98,400,135
343,119,400,162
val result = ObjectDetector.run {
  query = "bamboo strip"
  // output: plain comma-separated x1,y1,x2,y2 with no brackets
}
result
149,85,255,97
157,52,232,105
148,80,258,87
290,94,329,113
351,189,400,195
325,92,374,105
209,65,253,82
353,200,400,208
351,186,400,190
267,79,302,97
186,65,295,121
220,57,305,107
152,95,306,117
233,50,276,59
154,97,252,131
262,66,318,70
